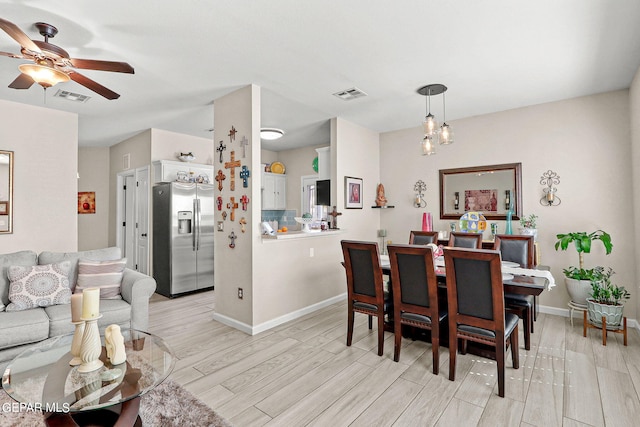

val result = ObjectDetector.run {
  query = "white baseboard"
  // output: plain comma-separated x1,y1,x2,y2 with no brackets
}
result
539,304,639,331
213,293,348,336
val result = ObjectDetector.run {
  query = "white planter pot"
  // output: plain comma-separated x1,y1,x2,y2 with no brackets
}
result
518,227,538,241
586,298,625,330
565,277,592,307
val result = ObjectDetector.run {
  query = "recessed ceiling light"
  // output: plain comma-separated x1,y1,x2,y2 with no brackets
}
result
261,128,285,140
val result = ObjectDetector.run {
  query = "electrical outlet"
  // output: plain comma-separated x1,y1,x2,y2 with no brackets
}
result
309,247,314,257
238,287,243,299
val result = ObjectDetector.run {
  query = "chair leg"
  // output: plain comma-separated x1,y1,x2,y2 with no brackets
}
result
523,308,531,351
460,339,468,355
432,332,440,375
448,328,457,381
347,308,354,347
393,320,402,362
511,323,519,369
377,313,385,356
530,303,535,333
368,315,373,330
533,295,538,321
496,340,506,398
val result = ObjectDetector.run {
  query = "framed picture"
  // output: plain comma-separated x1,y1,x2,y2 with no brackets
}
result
345,176,363,209
78,192,96,214
0,201,7,214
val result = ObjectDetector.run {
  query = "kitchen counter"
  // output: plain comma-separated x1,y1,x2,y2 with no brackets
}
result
262,229,344,241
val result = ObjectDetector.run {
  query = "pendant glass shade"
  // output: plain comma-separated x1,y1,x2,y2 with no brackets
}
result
440,123,454,145
18,63,70,88
421,135,436,156
422,113,439,136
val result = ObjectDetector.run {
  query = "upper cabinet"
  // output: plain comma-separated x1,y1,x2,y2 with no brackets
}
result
262,172,286,210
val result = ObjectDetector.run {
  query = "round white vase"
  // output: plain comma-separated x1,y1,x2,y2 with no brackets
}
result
518,227,538,241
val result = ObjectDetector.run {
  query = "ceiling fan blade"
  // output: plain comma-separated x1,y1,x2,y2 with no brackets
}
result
69,58,134,74
8,73,35,89
0,50,24,59
68,71,120,99
0,18,42,54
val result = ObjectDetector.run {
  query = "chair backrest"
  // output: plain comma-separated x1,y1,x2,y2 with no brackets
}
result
448,232,483,249
409,230,439,245
341,240,385,306
444,247,505,332
493,234,534,267
387,244,439,314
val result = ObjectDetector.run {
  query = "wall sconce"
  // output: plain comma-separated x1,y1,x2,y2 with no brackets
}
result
454,191,460,210
540,170,561,206
505,190,511,210
414,180,427,208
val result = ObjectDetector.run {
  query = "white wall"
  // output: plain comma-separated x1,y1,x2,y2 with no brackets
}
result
380,91,635,317
0,100,78,253
150,129,213,164
78,147,110,250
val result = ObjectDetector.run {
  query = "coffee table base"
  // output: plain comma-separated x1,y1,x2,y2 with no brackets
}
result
45,397,141,427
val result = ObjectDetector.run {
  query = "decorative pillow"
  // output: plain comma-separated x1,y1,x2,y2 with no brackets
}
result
75,258,126,299
5,261,72,312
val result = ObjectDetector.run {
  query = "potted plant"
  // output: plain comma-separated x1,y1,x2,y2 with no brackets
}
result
554,230,613,307
586,267,630,330
518,214,538,241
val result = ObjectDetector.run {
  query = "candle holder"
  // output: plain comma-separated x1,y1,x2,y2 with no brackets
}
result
78,314,103,373
539,170,561,206
69,320,86,366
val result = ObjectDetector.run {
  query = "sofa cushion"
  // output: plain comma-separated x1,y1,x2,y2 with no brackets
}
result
45,299,132,337
38,247,122,292
0,308,49,349
0,250,38,311
75,258,126,299
5,262,72,312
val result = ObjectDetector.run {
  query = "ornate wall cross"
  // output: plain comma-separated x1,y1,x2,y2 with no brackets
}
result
228,125,237,142
240,194,250,210
227,196,239,221
239,135,249,158
216,140,226,163
239,217,247,233
239,165,250,188
224,151,241,191
329,206,342,229
216,196,223,211
228,231,237,248
215,170,226,191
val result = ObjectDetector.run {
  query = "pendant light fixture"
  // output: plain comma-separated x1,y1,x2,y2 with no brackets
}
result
417,84,454,155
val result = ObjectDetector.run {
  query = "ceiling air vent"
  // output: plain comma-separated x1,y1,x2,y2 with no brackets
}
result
333,87,367,101
54,90,91,103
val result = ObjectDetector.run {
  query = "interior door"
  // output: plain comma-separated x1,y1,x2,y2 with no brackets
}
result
123,174,136,269
136,166,150,274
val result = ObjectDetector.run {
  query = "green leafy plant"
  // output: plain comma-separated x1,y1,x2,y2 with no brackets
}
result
519,214,538,229
554,230,613,280
589,268,630,306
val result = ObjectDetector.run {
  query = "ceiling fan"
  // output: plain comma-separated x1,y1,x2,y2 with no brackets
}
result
0,18,134,99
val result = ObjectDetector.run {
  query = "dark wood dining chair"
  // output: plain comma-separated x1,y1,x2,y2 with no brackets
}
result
444,247,519,398
387,244,446,374
408,230,439,245
448,232,483,248
340,240,390,356
493,234,535,350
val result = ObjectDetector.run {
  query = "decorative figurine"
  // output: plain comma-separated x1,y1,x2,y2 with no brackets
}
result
227,197,239,221
240,194,250,210
239,136,249,158
224,151,241,191
229,231,237,248
216,141,226,163
240,165,250,188
104,324,126,365
215,170,226,191
375,183,388,207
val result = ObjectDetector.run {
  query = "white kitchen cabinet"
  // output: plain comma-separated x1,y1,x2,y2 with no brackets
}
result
152,160,214,183
262,172,286,210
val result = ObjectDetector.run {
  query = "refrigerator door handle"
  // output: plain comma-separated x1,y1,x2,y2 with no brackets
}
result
195,198,201,251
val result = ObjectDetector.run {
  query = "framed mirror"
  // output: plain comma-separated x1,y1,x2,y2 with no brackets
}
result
439,162,522,220
0,150,13,234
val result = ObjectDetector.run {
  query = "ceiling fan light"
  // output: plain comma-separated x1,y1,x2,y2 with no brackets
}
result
260,128,285,140
19,63,69,88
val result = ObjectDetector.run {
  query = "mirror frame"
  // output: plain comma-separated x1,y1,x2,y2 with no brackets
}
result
0,150,13,234
439,162,522,221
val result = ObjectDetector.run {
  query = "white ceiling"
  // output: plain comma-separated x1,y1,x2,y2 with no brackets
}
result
0,1,639,151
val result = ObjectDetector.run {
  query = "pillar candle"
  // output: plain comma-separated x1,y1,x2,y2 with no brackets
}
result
81,288,100,319
71,293,83,323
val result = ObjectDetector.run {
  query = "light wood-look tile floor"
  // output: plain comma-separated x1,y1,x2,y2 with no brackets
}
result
148,291,640,426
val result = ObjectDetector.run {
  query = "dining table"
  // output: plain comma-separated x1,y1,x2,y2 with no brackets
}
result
379,253,555,357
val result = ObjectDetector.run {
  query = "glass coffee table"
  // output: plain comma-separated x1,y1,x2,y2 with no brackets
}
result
2,329,174,426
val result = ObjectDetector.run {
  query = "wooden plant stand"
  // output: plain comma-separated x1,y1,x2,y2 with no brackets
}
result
583,310,627,346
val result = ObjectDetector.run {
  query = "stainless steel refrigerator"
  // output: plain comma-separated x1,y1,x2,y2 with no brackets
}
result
153,182,215,297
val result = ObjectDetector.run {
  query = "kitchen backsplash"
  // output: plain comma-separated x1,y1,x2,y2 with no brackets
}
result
262,210,297,229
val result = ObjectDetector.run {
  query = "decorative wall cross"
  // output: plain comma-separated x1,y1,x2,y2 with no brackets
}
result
329,206,342,229
240,194,250,210
228,231,237,248
216,196,223,211
239,136,249,158
239,217,247,233
215,170,226,191
239,165,250,188
222,211,227,221
228,125,237,142
224,151,241,191
216,141,226,163
227,196,239,221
